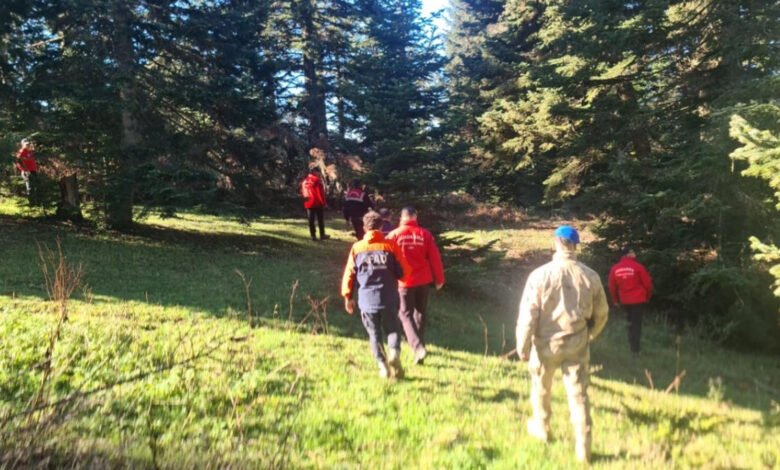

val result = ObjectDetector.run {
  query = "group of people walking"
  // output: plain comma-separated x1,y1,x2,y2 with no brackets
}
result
340,206,445,379
301,167,654,463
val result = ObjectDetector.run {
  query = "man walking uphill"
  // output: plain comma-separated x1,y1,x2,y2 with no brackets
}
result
342,180,372,240
16,138,39,202
387,207,444,365
516,226,609,463
608,246,653,358
342,211,410,379
300,167,329,241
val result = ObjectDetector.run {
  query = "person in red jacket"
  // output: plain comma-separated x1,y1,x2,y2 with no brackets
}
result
608,246,653,358
342,180,372,240
300,167,330,241
16,138,39,198
387,206,445,364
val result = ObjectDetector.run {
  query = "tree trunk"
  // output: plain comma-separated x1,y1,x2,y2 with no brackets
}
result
297,0,328,150
335,51,346,141
617,81,650,161
107,2,140,229
57,173,83,221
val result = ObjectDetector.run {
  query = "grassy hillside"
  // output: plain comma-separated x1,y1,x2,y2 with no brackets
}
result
1,200,778,469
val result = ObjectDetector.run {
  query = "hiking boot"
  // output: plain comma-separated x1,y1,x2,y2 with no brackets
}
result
414,346,427,365
388,348,404,379
378,361,390,379
320,234,331,240
526,419,550,443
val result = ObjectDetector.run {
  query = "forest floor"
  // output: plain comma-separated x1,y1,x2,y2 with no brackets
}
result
1,199,778,469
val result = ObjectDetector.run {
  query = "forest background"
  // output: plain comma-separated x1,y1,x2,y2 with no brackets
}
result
1,0,779,353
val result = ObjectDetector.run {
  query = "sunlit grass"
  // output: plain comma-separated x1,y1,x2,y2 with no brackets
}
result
1,199,778,468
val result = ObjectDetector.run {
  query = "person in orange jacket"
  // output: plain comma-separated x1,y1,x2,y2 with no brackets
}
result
387,206,444,365
300,167,330,241
342,211,411,379
608,246,653,358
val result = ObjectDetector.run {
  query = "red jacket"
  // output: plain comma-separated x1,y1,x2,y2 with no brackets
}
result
300,173,327,209
342,188,372,220
608,256,653,305
16,148,37,172
387,220,444,288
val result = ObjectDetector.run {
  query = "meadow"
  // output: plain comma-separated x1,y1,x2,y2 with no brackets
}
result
1,200,778,469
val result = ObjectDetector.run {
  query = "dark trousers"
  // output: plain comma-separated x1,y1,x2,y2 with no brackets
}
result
350,216,365,240
398,285,430,352
624,303,645,354
360,310,400,365
307,207,325,239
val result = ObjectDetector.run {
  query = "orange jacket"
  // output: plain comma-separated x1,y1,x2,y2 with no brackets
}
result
387,220,444,288
341,230,411,312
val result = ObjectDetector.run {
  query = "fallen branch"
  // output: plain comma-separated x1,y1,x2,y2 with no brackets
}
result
476,312,488,356
644,369,654,390
500,348,517,360
288,280,299,326
665,370,687,394
753,379,779,396
235,269,253,326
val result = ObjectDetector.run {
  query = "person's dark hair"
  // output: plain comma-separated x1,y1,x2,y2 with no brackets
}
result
555,236,577,252
401,206,416,218
378,208,390,219
363,210,383,231
309,167,321,174
622,246,635,255
352,179,362,188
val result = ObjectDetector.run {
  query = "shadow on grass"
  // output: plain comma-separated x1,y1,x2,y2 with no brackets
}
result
0,213,348,317
2,213,778,415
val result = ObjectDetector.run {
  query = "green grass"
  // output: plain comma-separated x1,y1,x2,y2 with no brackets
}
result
1,199,778,469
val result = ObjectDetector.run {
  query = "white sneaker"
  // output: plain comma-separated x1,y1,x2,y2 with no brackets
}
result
388,349,404,379
414,346,427,365
378,361,390,379
526,419,550,443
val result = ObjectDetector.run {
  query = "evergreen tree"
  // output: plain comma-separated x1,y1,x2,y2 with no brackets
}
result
444,0,780,348
343,0,445,195
8,0,278,227
730,102,780,303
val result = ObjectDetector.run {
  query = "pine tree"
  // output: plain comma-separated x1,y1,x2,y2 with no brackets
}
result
12,0,279,226
342,0,444,196
730,103,780,301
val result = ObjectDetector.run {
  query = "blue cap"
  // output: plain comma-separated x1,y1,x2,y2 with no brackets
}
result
554,225,580,244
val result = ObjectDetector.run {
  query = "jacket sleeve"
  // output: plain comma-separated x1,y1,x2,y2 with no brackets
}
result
607,267,619,305
426,231,445,285
589,274,610,341
341,248,357,299
393,243,412,281
300,181,309,202
639,264,653,300
320,180,328,208
516,273,541,358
